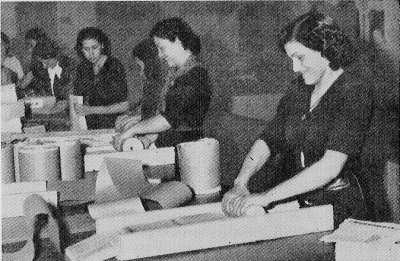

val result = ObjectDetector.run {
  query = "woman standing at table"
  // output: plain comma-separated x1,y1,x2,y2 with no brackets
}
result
222,11,372,227
113,18,212,149
74,27,129,130
114,38,165,148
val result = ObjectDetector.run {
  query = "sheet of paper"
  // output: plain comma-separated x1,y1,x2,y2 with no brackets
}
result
321,218,400,245
94,157,153,203
69,95,87,131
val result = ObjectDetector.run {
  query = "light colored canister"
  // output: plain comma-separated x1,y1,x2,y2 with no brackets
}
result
1,142,15,183
19,144,61,182
56,140,84,181
177,138,221,195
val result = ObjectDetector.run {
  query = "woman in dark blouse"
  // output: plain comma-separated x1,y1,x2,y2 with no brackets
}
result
222,11,372,226
113,18,212,150
114,38,165,148
74,27,129,129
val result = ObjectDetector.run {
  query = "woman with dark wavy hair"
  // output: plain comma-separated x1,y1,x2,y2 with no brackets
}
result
222,11,372,227
113,18,212,150
74,27,128,129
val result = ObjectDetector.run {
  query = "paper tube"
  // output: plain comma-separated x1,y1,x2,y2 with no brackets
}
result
88,197,146,220
122,137,144,151
141,181,193,209
57,140,84,181
3,194,60,261
69,95,87,131
19,144,61,182
177,138,221,194
2,142,15,183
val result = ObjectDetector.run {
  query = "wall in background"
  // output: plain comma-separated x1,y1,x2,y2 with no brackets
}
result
2,1,374,113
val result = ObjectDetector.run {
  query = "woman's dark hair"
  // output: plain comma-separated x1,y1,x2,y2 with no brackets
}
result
278,11,355,70
132,39,164,120
1,32,10,55
149,17,201,55
132,38,161,81
33,39,59,60
25,27,48,42
75,27,111,60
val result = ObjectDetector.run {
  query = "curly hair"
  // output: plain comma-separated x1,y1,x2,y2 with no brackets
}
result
149,17,201,56
75,27,111,60
278,11,355,70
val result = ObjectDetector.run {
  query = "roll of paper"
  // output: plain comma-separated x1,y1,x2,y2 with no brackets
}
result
57,140,84,181
1,142,15,183
19,144,61,182
122,138,144,151
141,181,193,209
177,138,221,194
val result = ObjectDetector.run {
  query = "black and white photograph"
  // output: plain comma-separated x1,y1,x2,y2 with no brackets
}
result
1,1,399,260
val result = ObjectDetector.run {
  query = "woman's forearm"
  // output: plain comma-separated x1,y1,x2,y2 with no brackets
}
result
124,114,171,136
235,139,270,187
253,150,348,206
89,101,129,115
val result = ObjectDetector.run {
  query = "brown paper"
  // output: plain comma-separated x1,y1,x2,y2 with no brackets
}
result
141,181,193,209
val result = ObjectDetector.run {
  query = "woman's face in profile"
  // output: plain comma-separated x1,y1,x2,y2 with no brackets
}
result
82,38,103,64
153,36,182,67
285,41,329,86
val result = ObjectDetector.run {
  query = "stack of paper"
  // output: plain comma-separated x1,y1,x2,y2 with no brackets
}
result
321,219,400,261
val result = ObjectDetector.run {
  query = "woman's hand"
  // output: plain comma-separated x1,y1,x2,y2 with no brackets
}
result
74,103,92,116
138,134,159,149
222,187,266,217
221,185,250,217
112,131,132,151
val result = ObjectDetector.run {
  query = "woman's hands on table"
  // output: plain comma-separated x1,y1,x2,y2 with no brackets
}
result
222,184,269,217
74,103,92,116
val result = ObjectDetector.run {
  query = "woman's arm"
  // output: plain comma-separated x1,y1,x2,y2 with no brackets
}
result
222,139,270,215
112,114,171,151
74,101,129,116
225,149,348,217
233,139,271,188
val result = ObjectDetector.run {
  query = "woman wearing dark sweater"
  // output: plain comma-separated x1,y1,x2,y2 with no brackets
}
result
74,27,129,130
113,18,212,150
